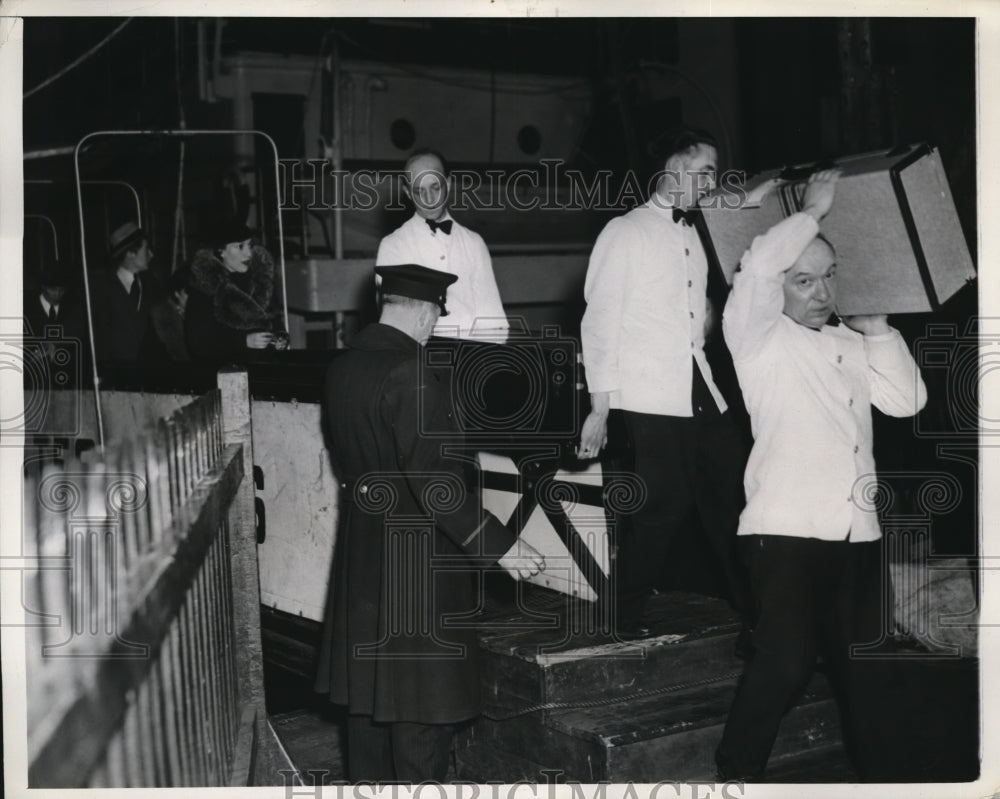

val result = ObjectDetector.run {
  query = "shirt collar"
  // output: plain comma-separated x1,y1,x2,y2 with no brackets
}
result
39,295,54,314
646,191,691,212
351,322,423,353
116,266,136,292
414,210,454,226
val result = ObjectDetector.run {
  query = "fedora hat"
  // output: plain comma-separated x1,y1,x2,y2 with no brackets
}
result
109,221,146,261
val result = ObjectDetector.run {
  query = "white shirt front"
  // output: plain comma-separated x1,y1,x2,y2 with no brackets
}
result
38,295,58,319
580,198,726,416
375,213,509,342
723,212,927,542
115,266,144,312
116,266,137,293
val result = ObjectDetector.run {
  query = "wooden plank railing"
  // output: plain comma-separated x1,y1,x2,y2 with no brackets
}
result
24,383,260,787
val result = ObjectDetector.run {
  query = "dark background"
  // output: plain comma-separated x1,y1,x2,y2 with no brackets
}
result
22,17,976,220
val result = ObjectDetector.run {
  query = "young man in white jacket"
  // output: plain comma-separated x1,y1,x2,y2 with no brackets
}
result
579,128,754,640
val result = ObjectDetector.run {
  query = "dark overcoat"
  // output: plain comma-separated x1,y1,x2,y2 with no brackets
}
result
314,323,515,724
23,291,89,343
23,290,91,387
184,245,285,362
89,269,161,361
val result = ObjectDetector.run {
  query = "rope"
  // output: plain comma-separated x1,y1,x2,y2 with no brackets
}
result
24,18,133,100
481,669,743,721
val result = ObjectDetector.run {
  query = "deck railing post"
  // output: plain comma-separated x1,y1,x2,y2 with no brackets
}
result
216,368,285,784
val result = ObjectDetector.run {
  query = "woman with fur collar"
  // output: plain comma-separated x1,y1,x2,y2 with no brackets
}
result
185,219,288,362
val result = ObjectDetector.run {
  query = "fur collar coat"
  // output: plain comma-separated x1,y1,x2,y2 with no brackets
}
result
189,245,283,331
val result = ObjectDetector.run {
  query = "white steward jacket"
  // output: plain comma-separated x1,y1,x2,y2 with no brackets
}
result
580,199,726,415
722,213,927,542
376,213,509,342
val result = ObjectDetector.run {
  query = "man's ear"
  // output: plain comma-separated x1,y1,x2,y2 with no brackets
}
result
400,176,412,204
422,302,440,330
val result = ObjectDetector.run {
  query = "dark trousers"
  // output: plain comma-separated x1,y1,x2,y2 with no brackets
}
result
347,715,454,782
608,367,752,626
716,535,900,781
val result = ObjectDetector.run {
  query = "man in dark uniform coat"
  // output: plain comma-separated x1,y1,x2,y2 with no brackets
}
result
315,264,545,782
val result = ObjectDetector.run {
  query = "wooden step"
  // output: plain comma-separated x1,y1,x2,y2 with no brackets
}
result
458,672,840,782
481,591,743,712
455,741,855,785
270,708,346,785
765,743,856,782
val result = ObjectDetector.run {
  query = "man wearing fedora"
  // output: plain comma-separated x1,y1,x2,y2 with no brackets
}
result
91,221,160,361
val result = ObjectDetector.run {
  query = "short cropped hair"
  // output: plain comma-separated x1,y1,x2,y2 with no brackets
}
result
814,232,837,258
405,147,449,177
380,292,434,312
648,126,718,166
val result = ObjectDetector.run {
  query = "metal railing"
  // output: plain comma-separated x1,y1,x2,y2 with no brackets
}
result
72,129,289,449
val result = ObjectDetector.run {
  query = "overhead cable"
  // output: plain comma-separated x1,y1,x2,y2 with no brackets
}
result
23,18,133,100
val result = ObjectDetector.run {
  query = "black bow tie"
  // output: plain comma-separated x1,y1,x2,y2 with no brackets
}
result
672,207,698,226
426,218,453,235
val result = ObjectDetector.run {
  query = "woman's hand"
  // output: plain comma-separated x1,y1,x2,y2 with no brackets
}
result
246,332,274,349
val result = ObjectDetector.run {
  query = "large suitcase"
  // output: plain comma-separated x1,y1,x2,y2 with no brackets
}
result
697,144,976,315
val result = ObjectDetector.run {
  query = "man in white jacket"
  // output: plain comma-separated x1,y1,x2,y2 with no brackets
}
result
376,149,508,343
716,170,927,781
579,128,753,639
